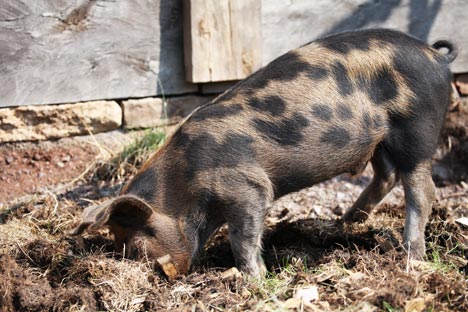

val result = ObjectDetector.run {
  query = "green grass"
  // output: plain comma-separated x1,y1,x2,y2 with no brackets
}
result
116,128,166,166
93,128,166,181
383,301,400,312
429,248,459,273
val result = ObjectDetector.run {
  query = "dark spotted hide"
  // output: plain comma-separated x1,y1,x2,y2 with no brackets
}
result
72,29,457,278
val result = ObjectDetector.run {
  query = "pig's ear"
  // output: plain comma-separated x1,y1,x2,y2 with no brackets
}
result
102,195,153,229
69,195,153,235
68,199,114,235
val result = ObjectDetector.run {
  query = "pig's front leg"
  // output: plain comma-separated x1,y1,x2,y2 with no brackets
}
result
225,190,269,278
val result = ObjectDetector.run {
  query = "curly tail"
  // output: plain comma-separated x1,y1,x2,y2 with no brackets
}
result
432,40,458,63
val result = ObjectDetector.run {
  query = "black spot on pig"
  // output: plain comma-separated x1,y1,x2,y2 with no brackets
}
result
191,103,243,122
245,52,329,92
320,126,351,148
336,103,353,120
332,61,353,96
372,115,383,129
359,67,399,105
358,113,380,149
252,113,310,146
318,33,372,54
362,112,372,130
311,104,333,121
182,132,257,180
126,168,158,202
245,52,308,90
306,65,329,80
249,96,286,116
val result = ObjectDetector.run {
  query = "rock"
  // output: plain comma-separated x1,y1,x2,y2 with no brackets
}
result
455,74,468,95
121,98,164,129
5,156,13,164
333,205,344,216
122,95,216,129
32,153,41,161
0,101,122,143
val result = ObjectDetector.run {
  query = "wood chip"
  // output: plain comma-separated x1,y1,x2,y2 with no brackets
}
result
446,254,468,267
405,298,425,312
294,285,319,303
220,267,241,279
284,297,302,309
375,235,395,253
156,254,178,280
455,217,468,227
316,271,335,283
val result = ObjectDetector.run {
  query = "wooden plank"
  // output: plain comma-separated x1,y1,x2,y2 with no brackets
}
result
184,0,261,83
0,0,196,108
262,0,468,73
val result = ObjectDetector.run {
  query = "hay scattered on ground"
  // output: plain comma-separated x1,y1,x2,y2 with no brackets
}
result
1,110,467,311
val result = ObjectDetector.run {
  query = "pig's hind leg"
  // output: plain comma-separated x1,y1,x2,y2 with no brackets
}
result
343,146,399,223
400,161,435,258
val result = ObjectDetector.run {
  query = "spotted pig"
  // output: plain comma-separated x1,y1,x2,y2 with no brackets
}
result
72,29,457,278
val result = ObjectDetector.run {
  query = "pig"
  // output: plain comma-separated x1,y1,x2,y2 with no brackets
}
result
71,29,457,278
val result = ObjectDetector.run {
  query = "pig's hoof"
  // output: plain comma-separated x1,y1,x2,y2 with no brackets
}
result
404,240,426,260
342,209,370,224
238,259,267,279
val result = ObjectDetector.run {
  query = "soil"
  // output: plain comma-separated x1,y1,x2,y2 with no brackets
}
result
0,143,98,205
0,130,136,207
0,99,467,311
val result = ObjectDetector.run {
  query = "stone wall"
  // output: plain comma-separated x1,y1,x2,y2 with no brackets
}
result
0,96,215,143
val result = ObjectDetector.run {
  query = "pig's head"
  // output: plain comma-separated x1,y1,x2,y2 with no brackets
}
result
70,195,192,276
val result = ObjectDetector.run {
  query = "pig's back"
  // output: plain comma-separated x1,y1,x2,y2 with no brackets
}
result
169,29,452,198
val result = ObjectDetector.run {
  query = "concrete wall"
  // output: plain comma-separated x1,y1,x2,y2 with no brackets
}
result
262,0,467,74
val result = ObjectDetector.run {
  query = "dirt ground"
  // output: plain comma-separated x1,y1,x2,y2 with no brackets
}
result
0,99,467,311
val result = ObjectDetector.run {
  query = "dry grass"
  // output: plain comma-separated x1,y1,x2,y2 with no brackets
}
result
1,189,466,311
0,127,467,312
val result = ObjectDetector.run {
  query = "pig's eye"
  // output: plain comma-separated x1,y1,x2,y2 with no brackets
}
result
142,226,157,237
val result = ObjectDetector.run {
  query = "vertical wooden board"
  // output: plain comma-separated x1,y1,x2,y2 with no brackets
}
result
230,0,262,78
184,0,261,83
0,0,196,108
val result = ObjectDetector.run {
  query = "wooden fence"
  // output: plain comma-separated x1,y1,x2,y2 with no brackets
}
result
1,0,467,108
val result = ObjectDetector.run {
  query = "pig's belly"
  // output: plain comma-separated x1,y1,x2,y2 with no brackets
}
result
265,144,374,199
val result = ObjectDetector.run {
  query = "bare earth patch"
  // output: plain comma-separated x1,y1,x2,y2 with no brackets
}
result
0,100,467,311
